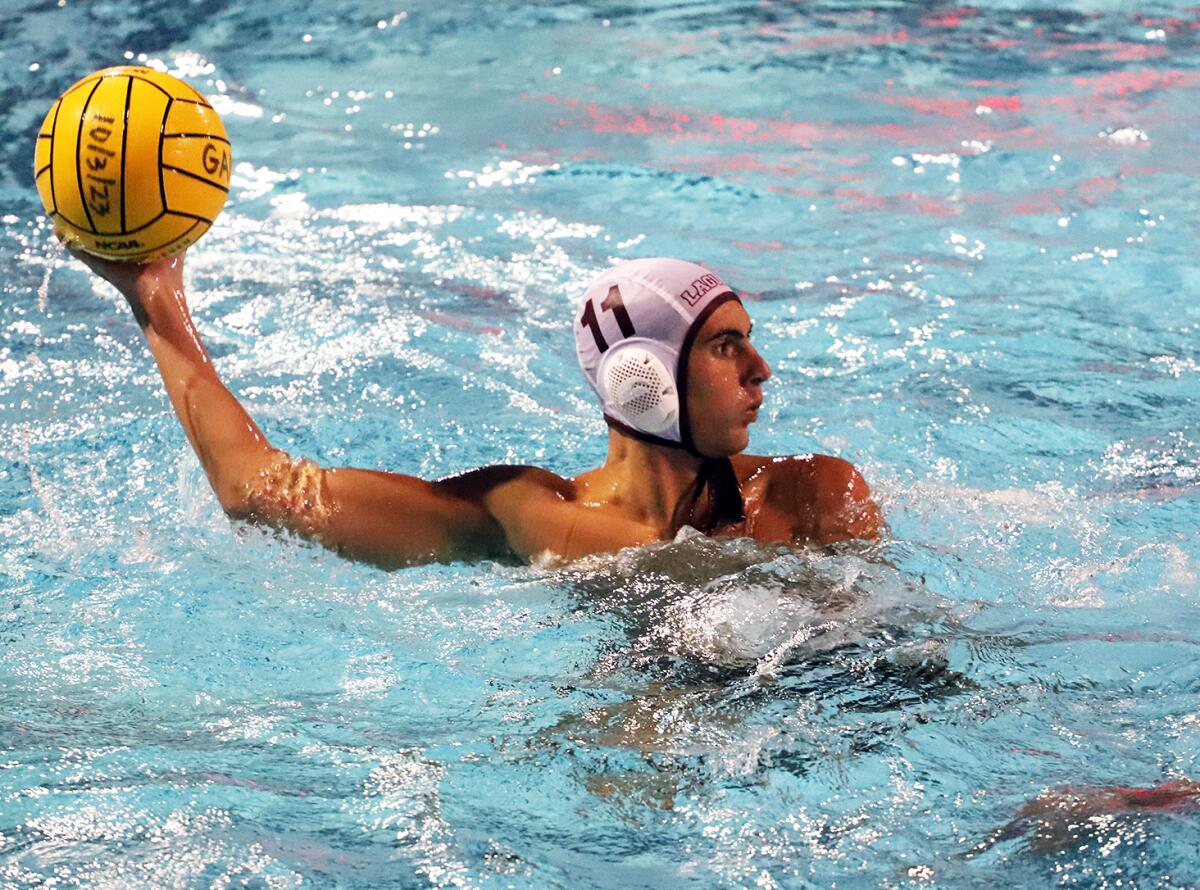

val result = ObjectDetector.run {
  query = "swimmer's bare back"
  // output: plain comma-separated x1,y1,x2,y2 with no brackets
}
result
74,249,880,569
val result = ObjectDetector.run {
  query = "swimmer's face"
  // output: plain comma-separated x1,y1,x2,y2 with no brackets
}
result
685,300,772,457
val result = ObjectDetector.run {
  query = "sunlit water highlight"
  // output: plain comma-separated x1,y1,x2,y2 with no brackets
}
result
3,1,1200,887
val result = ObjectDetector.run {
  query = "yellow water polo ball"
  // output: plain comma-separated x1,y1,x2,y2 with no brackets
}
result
33,65,232,262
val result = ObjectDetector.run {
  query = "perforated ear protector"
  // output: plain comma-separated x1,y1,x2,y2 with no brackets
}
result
596,339,680,439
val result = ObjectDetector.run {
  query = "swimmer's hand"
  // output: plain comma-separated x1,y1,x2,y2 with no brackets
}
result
58,231,185,327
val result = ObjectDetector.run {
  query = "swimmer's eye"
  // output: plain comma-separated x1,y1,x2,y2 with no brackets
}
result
707,327,751,357
715,334,749,356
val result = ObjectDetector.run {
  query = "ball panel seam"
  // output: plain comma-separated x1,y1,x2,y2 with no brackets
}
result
74,77,104,234
169,97,216,111
157,98,171,226
141,218,203,259
161,133,231,144
127,72,172,99
48,96,61,214
113,209,167,236
119,75,133,234
165,209,215,225
161,163,230,194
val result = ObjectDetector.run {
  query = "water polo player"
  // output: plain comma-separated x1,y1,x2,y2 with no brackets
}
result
66,248,881,567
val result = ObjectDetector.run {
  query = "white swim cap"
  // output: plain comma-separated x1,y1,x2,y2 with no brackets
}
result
575,257,740,453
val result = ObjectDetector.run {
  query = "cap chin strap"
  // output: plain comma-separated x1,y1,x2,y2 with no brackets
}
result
602,415,745,534
672,454,745,535
602,414,683,452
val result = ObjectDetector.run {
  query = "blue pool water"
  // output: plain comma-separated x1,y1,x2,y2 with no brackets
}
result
3,1,1200,886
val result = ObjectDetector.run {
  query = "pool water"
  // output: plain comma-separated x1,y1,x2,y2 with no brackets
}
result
3,1,1200,887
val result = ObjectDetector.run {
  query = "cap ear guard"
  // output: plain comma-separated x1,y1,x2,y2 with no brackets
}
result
597,340,680,439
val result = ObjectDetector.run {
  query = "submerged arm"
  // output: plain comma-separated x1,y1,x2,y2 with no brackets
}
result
71,248,507,567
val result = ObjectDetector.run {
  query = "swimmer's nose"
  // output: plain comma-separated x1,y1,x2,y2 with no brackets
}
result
746,343,772,385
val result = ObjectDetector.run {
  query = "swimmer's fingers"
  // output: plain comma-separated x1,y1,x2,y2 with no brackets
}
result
55,230,133,287
56,229,186,307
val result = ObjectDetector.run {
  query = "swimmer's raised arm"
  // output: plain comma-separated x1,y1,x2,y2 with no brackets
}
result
70,249,511,567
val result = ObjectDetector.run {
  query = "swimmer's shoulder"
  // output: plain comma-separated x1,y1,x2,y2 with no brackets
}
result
732,452,880,543
433,464,577,559
436,463,577,505
731,451,859,493
437,464,651,561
